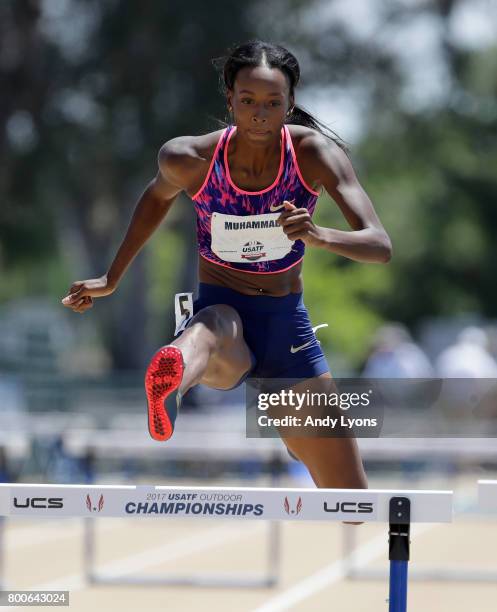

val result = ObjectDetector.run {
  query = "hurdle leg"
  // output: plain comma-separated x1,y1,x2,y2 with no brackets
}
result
0,517,4,590
341,521,359,577
388,497,411,612
83,517,97,583
266,519,280,587
266,451,284,587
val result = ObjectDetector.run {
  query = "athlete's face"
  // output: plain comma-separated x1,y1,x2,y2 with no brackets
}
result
228,66,293,143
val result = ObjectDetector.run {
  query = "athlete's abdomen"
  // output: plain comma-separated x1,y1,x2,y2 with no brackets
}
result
198,255,303,296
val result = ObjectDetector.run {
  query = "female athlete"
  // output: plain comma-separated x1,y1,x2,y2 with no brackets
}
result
62,41,392,491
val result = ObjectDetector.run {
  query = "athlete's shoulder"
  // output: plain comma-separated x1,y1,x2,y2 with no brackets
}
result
160,130,225,163
287,124,342,158
286,124,352,193
287,123,351,183
286,123,319,141
191,128,227,159
158,129,225,190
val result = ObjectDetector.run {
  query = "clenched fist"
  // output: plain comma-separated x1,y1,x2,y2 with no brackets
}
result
61,275,115,313
277,201,323,247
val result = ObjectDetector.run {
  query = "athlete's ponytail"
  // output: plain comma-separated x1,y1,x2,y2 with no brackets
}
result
212,40,349,154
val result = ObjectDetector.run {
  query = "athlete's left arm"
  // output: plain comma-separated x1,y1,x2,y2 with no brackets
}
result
278,133,392,263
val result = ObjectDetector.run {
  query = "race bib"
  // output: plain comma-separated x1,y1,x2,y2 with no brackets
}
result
174,292,193,336
211,212,293,263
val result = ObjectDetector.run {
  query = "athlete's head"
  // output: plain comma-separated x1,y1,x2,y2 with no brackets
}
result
222,41,296,142
214,40,348,152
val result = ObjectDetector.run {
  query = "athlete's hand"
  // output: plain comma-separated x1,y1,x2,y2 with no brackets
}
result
277,201,323,247
61,275,116,313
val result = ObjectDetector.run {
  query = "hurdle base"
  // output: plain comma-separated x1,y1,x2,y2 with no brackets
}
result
346,566,497,583
87,571,278,589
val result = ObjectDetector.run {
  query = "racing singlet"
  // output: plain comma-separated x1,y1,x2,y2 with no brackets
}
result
191,124,320,274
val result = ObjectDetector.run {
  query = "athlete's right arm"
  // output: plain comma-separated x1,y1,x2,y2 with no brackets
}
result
62,138,197,313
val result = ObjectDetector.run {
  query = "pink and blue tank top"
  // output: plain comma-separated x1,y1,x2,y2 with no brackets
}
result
191,124,320,274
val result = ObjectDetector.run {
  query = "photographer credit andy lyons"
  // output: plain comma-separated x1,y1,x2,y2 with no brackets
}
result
255,388,378,433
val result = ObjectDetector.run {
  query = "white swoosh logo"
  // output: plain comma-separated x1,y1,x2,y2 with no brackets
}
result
290,324,328,354
269,199,295,213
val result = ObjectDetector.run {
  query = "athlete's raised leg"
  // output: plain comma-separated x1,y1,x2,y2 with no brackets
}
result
173,304,253,392
145,304,253,441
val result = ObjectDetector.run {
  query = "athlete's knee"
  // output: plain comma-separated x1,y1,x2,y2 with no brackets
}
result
188,304,241,343
211,304,243,341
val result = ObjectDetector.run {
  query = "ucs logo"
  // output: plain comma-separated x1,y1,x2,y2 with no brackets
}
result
86,494,104,513
13,497,64,509
284,496,302,515
323,501,374,514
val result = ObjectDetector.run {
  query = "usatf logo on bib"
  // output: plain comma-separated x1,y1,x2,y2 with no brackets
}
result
241,241,266,261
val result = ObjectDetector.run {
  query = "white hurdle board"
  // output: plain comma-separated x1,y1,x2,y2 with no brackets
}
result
0,484,453,591
478,480,497,513
0,484,453,523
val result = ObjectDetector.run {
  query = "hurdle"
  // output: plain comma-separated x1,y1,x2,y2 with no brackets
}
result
0,483,452,611
478,480,497,513
344,478,497,584
64,431,289,589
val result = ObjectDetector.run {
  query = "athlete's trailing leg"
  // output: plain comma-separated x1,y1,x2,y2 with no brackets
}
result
279,374,367,524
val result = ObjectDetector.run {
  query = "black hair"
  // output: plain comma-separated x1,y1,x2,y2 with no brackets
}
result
212,40,349,154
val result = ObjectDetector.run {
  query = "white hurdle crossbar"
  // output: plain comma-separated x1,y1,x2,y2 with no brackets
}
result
0,483,452,522
0,484,452,601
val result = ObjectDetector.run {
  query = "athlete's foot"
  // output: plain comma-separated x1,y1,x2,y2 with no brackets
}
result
145,345,184,441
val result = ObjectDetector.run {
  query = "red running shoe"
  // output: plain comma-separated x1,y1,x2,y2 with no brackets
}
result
145,345,184,441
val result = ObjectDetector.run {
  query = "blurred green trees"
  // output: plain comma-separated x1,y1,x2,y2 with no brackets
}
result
304,72,497,367
261,0,497,367
1,0,496,370
1,0,256,368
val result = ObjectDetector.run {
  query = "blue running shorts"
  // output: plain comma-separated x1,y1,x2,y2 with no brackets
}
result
187,282,330,388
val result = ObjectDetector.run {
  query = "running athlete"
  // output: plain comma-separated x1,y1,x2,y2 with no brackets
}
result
62,41,392,491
